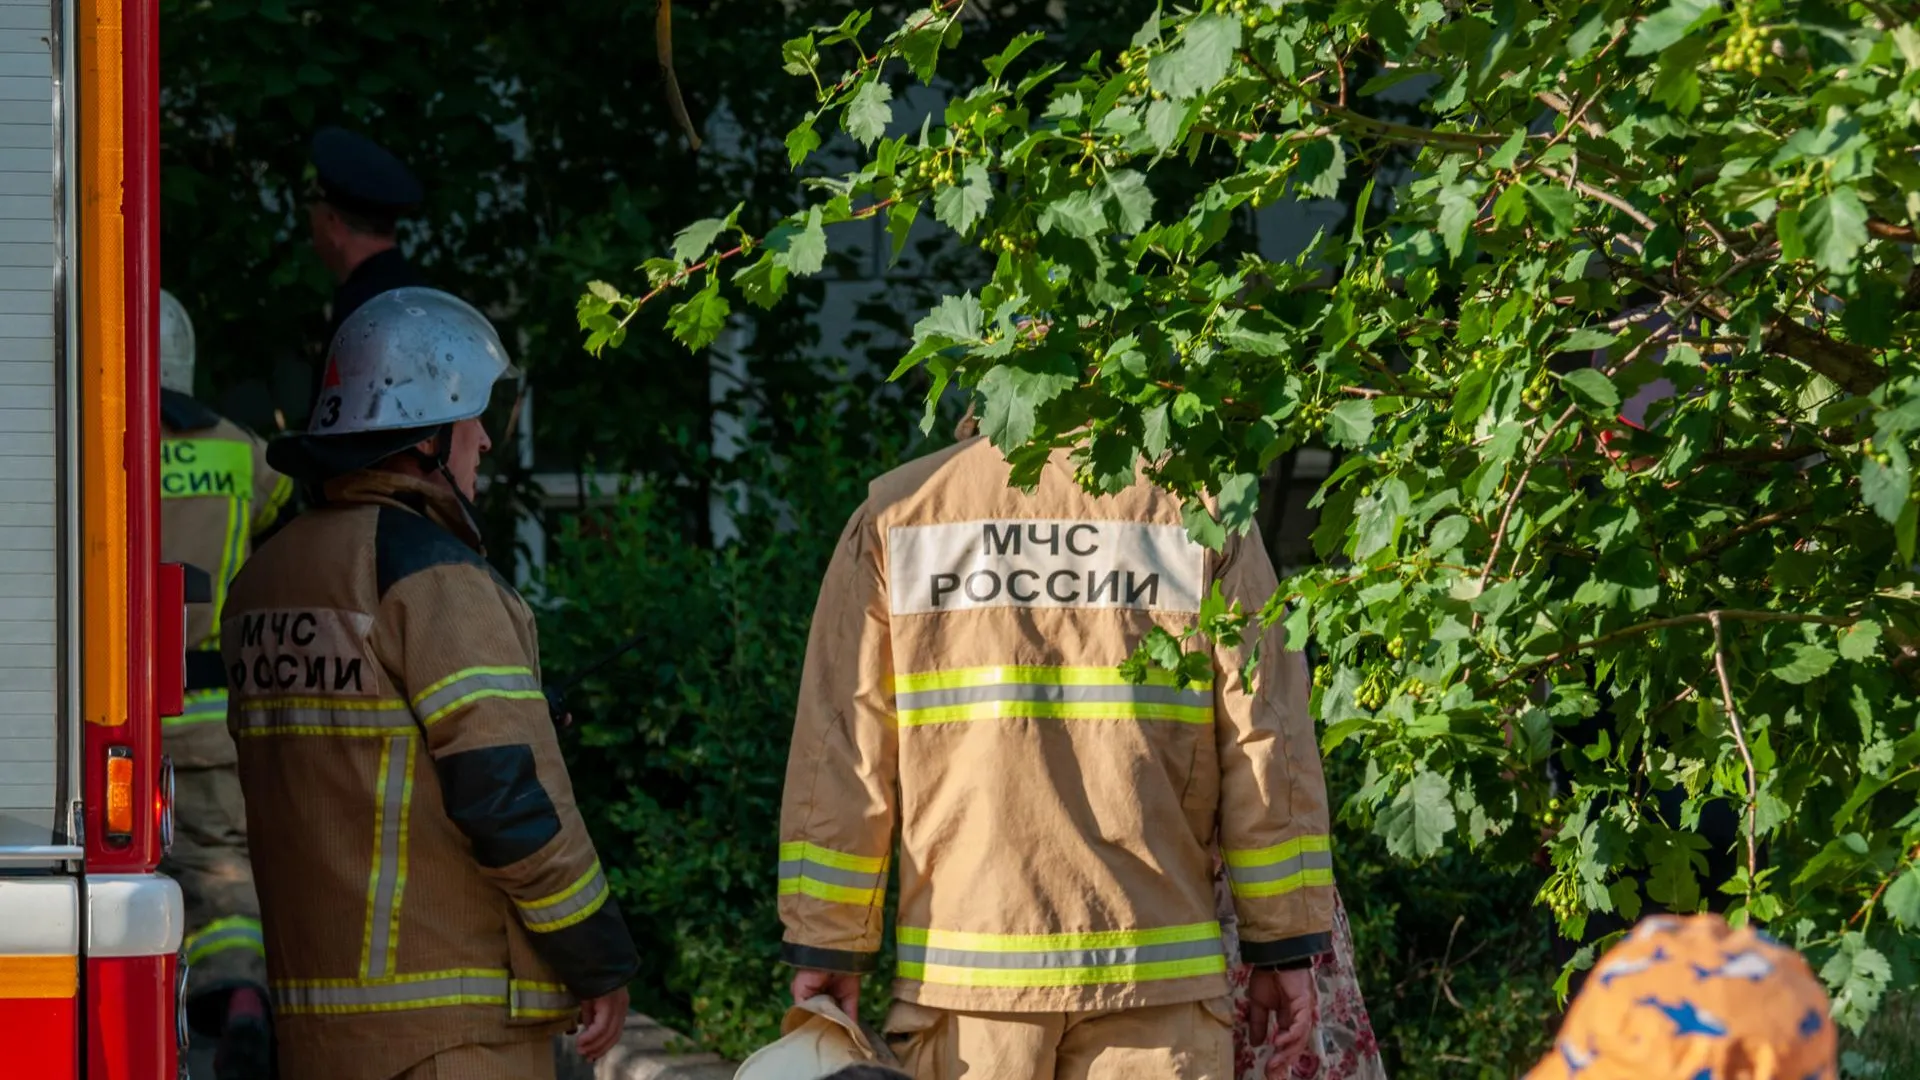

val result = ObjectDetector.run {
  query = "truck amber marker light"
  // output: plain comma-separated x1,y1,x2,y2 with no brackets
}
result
105,746,134,844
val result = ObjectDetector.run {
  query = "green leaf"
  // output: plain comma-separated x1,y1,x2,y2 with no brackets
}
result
1353,479,1410,559
781,32,817,76
888,200,920,265
1295,136,1347,199
1772,643,1836,685
976,356,1078,450
1182,498,1227,550
1437,183,1479,260
1147,12,1240,101
913,293,984,346
1627,0,1716,56
983,30,1045,80
1885,868,1920,928
934,162,993,235
900,24,943,83
1326,399,1375,448
1822,933,1891,1032
1144,98,1187,152
666,286,730,351
1526,183,1577,236
1838,620,1883,663
1380,770,1456,860
1038,188,1109,239
773,206,827,275
844,79,894,148
1429,515,1471,551
1217,473,1260,536
1803,189,1870,275
1861,441,1910,522
732,254,789,310
1561,368,1621,414
586,280,621,304
785,119,822,169
1559,328,1619,353
671,216,728,264
1103,170,1155,233
1142,402,1172,461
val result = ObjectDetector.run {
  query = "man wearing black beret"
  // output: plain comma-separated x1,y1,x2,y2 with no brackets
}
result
306,127,426,407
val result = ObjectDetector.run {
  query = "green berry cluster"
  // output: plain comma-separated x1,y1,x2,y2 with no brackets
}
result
1713,6,1771,76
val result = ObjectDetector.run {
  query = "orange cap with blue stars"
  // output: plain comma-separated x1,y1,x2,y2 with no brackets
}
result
1526,914,1837,1080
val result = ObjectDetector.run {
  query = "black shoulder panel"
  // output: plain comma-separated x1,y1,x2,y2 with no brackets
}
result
374,504,486,598
159,389,222,432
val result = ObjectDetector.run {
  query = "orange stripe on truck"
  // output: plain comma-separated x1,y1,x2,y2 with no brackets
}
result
0,956,78,999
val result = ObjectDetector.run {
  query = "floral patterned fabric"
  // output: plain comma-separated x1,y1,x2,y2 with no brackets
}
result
1216,862,1388,1080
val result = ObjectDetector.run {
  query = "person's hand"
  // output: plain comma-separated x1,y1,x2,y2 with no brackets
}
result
791,967,862,1020
1248,967,1316,1078
572,987,629,1062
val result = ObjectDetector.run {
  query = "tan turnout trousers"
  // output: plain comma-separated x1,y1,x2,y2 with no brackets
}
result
884,997,1234,1080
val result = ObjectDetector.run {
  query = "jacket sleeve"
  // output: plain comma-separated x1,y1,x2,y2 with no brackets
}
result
246,432,293,534
777,500,897,974
1212,524,1336,968
384,564,640,998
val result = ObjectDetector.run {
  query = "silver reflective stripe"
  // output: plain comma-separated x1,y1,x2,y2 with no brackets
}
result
413,670,540,724
518,866,609,932
233,704,416,737
362,736,415,978
273,972,509,1014
510,983,576,1017
776,858,882,891
896,935,1224,971
1226,847,1335,886
894,682,1213,712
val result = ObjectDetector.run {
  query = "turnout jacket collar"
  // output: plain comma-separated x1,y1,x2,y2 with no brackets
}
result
777,438,1336,1014
321,469,485,553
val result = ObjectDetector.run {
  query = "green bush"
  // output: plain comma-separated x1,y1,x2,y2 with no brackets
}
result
539,404,1557,1067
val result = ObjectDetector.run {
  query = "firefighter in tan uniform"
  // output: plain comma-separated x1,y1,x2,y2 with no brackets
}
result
221,288,638,1080
779,428,1334,1080
157,289,294,1079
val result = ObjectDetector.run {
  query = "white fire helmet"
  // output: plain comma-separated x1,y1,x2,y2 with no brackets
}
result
159,289,195,394
310,287,518,437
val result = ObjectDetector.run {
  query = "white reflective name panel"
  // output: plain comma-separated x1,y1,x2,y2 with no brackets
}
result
888,519,1206,616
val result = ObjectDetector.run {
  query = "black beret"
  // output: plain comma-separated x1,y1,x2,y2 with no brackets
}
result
310,127,423,218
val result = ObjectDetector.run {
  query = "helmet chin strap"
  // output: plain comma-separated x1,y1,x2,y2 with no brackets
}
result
411,423,486,547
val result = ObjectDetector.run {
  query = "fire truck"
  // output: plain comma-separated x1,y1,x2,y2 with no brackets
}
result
0,0,185,1073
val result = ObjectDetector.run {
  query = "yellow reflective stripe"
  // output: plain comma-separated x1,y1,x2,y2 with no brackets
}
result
516,863,611,933
1229,867,1336,899
893,665,1211,693
240,696,409,711
183,916,264,964
897,955,1226,988
777,842,886,875
253,474,294,532
271,968,512,1016
204,490,247,650
274,967,509,989
520,862,600,911
410,666,536,708
898,701,1213,727
419,688,546,727
897,921,1221,953
1222,834,1333,869
779,878,883,906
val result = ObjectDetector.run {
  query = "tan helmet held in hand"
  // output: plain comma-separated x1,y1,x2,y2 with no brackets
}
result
159,288,195,395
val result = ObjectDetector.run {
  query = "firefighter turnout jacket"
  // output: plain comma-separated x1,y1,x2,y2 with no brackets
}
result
221,469,638,1080
779,438,1335,1014
161,389,293,765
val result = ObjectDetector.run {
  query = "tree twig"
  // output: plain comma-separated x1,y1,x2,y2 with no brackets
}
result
1480,405,1579,585
1709,611,1760,891
1851,841,1920,926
